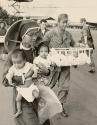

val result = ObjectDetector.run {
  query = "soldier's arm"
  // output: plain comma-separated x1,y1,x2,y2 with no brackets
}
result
83,25,89,44
70,33,76,47
43,30,52,45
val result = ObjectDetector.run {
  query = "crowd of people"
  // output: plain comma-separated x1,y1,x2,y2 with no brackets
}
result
2,13,95,125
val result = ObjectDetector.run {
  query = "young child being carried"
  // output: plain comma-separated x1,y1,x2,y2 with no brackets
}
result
6,49,39,118
33,42,54,85
33,43,62,124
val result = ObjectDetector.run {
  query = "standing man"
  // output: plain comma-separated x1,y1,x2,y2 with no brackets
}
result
80,18,95,73
43,14,75,117
0,22,7,36
39,19,49,37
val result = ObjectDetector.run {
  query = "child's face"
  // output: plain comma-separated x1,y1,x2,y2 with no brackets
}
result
12,55,25,69
39,46,49,59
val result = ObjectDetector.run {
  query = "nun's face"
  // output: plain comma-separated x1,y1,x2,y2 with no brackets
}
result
30,34,37,49
22,35,32,48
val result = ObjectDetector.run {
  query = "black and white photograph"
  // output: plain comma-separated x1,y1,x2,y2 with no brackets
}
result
0,0,97,125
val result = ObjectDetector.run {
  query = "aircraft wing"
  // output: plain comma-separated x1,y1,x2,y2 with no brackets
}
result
87,22,97,27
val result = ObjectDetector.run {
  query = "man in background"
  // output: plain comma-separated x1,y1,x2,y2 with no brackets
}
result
0,22,7,36
39,19,49,37
80,18,95,73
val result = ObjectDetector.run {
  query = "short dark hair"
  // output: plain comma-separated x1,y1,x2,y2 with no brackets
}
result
11,49,26,60
37,42,49,54
40,19,47,23
58,14,68,22
80,18,86,23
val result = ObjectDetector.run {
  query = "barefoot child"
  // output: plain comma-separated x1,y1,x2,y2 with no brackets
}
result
6,49,39,118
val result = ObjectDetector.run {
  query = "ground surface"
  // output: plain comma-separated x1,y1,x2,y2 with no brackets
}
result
0,29,97,125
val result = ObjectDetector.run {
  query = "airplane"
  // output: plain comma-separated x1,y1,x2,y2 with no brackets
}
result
68,21,97,29
8,0,33,2
87,22,97,27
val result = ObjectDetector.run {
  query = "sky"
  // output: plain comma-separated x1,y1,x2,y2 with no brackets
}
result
0,0,97,22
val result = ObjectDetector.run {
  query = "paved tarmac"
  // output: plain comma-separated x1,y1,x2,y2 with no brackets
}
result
0,29,97,125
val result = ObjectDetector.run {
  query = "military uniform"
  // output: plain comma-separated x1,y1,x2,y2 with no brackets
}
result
81,24,95,72
43,27,75,104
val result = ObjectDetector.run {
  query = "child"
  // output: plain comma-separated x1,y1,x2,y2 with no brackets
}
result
33,43,62,124
6,49,39,118
33,43,52,84
34,43,51,68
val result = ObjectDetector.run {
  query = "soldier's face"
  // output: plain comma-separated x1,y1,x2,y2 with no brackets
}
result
80,22,84,26
80,21,86,26
58,19,68,31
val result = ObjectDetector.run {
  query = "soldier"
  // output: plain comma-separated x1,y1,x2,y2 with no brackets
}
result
80,18,95,73
43,13,75,117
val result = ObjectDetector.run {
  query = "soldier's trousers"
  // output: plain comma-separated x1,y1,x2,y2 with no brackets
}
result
57,66,70,105
90,50,95,70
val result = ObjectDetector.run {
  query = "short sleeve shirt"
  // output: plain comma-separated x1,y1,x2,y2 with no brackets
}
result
43,28,75,48
6,62,36,80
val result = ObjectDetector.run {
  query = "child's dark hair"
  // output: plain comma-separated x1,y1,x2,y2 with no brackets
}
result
37,42,49,54
11,49,26,60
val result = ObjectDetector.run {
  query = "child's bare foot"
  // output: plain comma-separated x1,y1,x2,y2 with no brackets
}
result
14,111,22,118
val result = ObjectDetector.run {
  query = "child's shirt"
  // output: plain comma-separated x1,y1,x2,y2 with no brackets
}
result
33,56,52,68
33,56,52,86
6,62,37,80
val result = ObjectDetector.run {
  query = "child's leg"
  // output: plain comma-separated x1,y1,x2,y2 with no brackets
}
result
15,92,22,117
